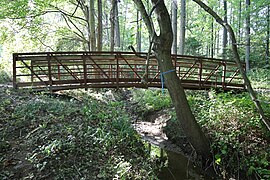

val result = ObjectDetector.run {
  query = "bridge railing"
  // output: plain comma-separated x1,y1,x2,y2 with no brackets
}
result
13,51,245,91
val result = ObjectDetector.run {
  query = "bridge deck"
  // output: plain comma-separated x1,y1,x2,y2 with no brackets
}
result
13,51,245,92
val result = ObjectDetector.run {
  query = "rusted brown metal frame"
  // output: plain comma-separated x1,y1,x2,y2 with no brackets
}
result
116,55,119,88
85,53,115,84
118,54,142,80
203,63,221,84
13,54,17,89
51,56,81,83
180,60,198,80
19,59,48,86
222,62,226,89
33,64,58,80
149,71,160,84
47,54,53,92
227,68,240,85
82,53,88,90
198,59,203,88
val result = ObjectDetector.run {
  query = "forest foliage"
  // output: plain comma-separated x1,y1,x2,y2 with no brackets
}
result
0,0,269,179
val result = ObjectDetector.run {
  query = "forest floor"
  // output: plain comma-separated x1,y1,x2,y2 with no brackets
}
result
1,84,269,179
0,86,162,179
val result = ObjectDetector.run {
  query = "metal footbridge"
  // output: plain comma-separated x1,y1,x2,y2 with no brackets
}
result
13,51,245,92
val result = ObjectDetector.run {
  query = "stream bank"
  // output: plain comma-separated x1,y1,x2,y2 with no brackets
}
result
120,89,216,179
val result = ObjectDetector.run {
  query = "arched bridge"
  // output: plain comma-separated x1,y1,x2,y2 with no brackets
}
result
13,51,245,92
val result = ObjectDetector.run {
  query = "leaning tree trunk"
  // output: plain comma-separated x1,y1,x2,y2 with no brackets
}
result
192,0,270,131
132,0,212,160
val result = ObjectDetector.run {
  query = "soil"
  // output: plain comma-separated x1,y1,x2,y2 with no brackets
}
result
120,90,197,161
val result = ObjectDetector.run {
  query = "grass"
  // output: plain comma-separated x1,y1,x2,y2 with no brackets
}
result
0,88,159,179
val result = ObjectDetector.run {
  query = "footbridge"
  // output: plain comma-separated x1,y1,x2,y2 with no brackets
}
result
13,51,245,92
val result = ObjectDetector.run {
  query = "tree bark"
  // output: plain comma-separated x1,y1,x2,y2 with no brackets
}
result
222,0,228,59
110,0,117,51
115,1,121,47
179,0,186,55
133,0,212,160
192,0,270,131
245,0,251,71
266,5,269,66
90,0,96,51
171,0,177,54
238,0,242,43
97,0,103,51
137,10,142,52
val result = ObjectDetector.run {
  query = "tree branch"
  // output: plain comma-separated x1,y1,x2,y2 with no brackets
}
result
132,0,156,37
192,0,270,131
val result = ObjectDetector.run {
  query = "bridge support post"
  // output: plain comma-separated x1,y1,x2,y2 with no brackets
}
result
198,59,203,89
116,54,119,89
13,54,17,89
222,62,226,89
47,53,53,93
83,53,88,91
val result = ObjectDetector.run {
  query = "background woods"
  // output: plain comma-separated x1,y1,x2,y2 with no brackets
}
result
0,0,269,69
0,0,269,179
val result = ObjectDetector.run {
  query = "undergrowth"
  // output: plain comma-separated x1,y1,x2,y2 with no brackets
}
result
187,91,270,179
131,88,270,179
0,88,159,179
131,88,172,114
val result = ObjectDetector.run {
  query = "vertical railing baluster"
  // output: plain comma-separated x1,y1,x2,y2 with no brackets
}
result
47,53,52,93
83,53,88,91
198,58,203,89
13,53,17,89
222,61,226,89
116,54,119,89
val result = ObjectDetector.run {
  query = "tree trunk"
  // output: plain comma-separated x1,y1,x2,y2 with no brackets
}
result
245,0,251,71
266,5,269,66
90,0,96,51
211,17,214,58
115,1,121,47
110,0,117,51
238,0,242,43
192,0,270,131
137,10,142,52
132,0,212,160
222,0,228,59
179,0,186,55
171,0,177,54
97,0,103,51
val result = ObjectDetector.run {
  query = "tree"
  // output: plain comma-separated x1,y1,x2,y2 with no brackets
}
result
137,10,142,52
110,0,117,51
192,0,270,131
132,0,212,160
171,0,177,54
179,0,186,55
222,0,228,59
266,5,269,66
90,0,96,51
245,0,251,71
97,0,103,51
